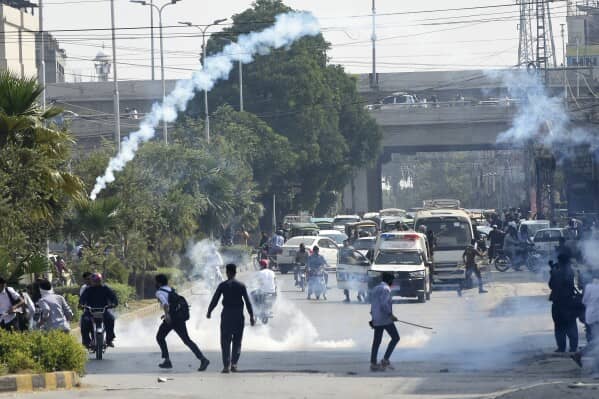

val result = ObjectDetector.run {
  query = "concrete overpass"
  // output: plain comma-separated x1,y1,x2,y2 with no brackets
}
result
342,104,518,213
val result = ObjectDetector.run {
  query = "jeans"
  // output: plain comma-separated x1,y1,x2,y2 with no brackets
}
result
552,304,578,352
81,311,115,346
460,263,483,291
156,319,205,361
370,323,400,364
221,310,245,368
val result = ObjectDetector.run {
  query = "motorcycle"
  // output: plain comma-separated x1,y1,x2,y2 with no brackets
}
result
307,267,327,300
251,290,276,324
84,306,110,360
494,242,541,273
294,263,306,292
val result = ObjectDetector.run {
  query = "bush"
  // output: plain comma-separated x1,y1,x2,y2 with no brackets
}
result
107,282,135,307
64,293,81,321
0,330,86,374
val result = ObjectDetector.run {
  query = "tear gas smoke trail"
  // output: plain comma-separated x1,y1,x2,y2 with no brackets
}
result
90,12,320,200
489,70,599,156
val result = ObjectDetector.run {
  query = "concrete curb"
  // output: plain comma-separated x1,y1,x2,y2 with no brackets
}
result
0,371,80,393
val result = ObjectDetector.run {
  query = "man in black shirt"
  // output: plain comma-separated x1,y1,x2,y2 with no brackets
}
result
207,264,255,373
79,273,118,347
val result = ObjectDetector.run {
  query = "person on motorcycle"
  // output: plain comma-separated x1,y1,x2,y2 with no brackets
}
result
503,225,520,268
487,225,504,262
79,273,118,348
306,246,328,300
259,232,269,249
269,230,285,256
294,243,309,287
252,260,277,308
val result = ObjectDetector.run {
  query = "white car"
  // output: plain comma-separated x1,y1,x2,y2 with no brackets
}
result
277,236,340,274
319,230,348,245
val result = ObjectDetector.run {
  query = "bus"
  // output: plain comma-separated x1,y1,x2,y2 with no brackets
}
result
414,207,473,284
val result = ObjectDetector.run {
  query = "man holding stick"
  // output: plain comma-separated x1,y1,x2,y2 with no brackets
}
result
370,272,400,371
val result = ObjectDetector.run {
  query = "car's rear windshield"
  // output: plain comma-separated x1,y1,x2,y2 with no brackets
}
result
285,237,315,247
375,251,422,265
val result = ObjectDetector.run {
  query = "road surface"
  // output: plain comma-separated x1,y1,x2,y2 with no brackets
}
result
5,268,598,399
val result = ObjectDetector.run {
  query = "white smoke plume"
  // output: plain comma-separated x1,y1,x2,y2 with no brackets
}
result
489,69,599,155
90,12,320,200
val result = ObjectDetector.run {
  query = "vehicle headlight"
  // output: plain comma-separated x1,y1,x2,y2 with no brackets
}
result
409,270,425,278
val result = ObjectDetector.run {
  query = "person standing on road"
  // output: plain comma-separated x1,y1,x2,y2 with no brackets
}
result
572,276,599,374
458,239,487,296
155,274,210,371
340,240,356,303
207,264,255,374
549,253,578,352
370,272,400,371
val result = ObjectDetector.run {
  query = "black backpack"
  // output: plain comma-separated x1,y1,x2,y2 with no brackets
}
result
159,288,190,322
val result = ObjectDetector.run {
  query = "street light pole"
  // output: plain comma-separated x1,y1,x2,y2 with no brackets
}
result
202,33,209,142
110,0,121,152
132,0,183,145
39,0,46,111
179,19,227,142
150,0,155,80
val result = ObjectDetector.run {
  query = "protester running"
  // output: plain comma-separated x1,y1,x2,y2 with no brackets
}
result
370,272,400,372
155,274,210,371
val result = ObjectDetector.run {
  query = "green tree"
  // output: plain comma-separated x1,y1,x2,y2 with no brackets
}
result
191,0,381,215
0,71,85,279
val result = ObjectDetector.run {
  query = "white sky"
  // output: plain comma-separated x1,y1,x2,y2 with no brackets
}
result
41,0,569,82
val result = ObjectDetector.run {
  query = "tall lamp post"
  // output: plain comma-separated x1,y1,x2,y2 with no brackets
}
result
179,19,227,142
110,0,121,151
131,0,183,145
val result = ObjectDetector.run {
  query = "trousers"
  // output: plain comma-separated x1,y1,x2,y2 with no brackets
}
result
460,263,483,291
156,319,205,361
552,304,579,352
370,323,400,364
221,310,245,368
81,312,115,346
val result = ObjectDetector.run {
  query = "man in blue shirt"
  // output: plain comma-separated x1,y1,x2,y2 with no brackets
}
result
370,272,400,371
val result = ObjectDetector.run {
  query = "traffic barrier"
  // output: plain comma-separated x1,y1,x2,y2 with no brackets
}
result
0,371,79,393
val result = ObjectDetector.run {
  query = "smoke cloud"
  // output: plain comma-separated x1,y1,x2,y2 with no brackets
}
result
490,70,599,156
90,12,320,200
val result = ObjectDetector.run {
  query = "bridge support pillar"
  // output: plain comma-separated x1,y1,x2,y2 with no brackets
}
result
342,158,383,214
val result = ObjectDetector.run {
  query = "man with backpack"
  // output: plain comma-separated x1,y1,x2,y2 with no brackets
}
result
155,274,210,371
0,277,26,331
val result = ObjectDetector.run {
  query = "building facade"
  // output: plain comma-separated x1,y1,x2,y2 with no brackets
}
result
0,1,38,78
36,31,67,83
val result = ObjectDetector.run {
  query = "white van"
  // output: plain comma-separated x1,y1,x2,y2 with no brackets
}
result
367,232,433,303
414,208,473,283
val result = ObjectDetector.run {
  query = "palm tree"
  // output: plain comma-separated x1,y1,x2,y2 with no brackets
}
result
0,70,86,223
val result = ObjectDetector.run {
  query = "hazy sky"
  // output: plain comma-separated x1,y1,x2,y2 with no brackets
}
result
41,0,569,82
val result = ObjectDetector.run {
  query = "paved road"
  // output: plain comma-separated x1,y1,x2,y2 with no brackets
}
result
6,269,597,399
